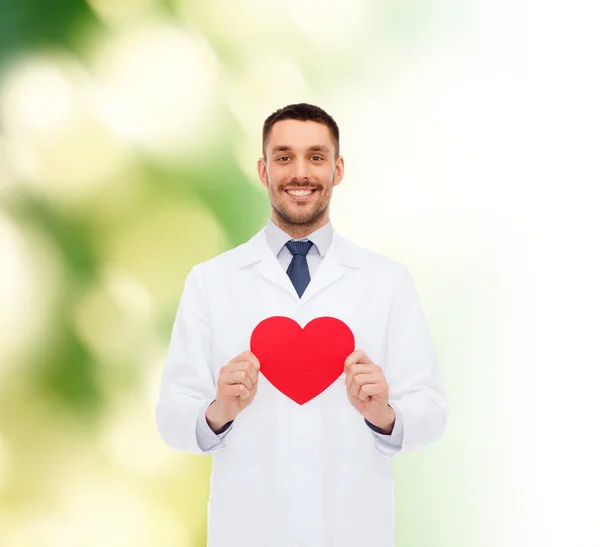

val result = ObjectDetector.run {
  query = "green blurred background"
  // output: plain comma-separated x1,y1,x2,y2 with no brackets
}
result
0,0,543,545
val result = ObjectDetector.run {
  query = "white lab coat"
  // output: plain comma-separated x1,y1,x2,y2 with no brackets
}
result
156,225,449,547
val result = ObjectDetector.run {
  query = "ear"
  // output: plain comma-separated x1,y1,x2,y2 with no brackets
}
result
257,156,268,188
333,155,344,187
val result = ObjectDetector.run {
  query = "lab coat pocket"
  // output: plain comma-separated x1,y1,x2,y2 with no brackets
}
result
207,464,266,547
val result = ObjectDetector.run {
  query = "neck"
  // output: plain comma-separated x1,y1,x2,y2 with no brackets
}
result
271,210,329,239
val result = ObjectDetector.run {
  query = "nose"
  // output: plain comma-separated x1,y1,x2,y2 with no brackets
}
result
291,157,310,181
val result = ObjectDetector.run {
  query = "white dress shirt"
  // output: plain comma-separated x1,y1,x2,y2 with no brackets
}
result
194,217,404,451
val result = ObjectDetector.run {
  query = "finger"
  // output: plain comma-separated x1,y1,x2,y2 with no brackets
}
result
222,383,250,399
344,364,378,388
344,350,361,370
349,375,368,399
348,377,367,400
352,373,382,389
232,350,260,371
224,370,253,391
357,388,370,402
349,374,365,399
344,349,372,370
227,361,258,385
245,362,259,384
349,374,382,399
230,351,249,363
357,382,385,401
239,385,251,400
245,351,261,372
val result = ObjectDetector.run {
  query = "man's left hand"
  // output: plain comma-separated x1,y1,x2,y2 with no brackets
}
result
344,349,395,434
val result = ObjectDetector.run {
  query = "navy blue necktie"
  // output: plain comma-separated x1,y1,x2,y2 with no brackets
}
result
285,240,313,298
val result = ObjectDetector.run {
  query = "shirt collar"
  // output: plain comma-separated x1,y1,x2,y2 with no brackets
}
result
265,217,334,259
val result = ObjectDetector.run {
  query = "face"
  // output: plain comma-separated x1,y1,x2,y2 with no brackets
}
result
257,119,344,234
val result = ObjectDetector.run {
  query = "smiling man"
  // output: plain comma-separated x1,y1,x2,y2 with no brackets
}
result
156,103,449,547
257,113,343,238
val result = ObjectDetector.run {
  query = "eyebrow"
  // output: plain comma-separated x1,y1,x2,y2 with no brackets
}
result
271,145,330,153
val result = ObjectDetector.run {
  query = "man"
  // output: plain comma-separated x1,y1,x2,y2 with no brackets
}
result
156,103,449,547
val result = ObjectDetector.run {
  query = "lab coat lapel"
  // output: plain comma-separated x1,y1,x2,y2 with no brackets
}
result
239,226,363,307
256,245,299,301
296,246,345,306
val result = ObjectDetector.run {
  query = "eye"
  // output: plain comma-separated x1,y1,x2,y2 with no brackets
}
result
276,156,291,162
310,155,324,161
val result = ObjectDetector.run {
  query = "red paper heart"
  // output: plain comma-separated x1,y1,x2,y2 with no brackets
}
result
250,316,355,405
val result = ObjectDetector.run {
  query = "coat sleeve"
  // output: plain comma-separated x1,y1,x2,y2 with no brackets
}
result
156,265,232,454
372,265,449,459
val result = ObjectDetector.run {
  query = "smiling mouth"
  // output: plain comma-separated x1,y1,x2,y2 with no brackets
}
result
285,189,317,201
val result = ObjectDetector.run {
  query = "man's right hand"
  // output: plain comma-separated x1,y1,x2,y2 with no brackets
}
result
206,350,261,433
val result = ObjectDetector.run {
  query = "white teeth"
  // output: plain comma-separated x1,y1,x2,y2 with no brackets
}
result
288,190,313,196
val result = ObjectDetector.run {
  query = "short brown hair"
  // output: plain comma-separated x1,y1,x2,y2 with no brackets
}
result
262,103,340,158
